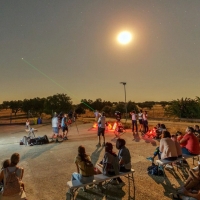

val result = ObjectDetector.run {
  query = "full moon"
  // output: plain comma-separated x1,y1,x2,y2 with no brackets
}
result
117,31,132,45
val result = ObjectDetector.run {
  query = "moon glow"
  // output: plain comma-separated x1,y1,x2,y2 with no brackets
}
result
117,31,132,45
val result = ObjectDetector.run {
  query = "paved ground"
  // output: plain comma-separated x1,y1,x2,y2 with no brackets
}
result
0,120,196,200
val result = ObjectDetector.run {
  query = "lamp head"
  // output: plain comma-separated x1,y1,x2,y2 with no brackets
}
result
120,82,126,85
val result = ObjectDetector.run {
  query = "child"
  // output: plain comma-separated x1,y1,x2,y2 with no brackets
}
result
176,131,184,147
0,159,10,190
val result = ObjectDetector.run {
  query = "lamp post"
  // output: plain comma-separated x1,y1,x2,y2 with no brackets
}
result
120,82,127,123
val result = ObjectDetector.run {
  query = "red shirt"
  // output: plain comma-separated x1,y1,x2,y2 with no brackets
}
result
177,135,184,147
182,133,200,154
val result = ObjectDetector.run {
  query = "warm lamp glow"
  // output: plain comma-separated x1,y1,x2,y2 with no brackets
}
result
117,31,132,45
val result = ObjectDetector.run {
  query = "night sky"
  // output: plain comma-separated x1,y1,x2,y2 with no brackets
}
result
1,0,200,104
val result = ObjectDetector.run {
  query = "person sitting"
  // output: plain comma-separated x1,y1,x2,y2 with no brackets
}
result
0,159,10,191
194,125,200,136
0,153,26,199
176,131,184,147
194,125,200,142
171,135,182,158
180,127,200,156
155,124,166,139
146,131,178,167
170,189,200,200
170,165,200,200
115,111,121,122
96,142,119,176
115,138,131,184
71,146,94,189
160,131,178,160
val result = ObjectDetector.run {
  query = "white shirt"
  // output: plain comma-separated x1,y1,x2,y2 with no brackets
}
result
138,112,143,120
52,117,58,127
131,113,137,120
98,116,106,128
143,113,148,120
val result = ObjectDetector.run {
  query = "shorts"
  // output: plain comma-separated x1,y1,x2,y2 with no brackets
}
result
139,119,143,124
52,127,58,134
62,126,68,132
98,128,105,136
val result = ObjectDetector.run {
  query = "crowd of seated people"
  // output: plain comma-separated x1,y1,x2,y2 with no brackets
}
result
144,123,166,139
146,131,182,168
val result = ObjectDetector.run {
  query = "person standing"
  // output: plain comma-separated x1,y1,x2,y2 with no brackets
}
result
97,112,106,147
61,114,69,140
138,110,143,132
94,110,99,122
130,111,138,134
51,113,59,142
143,111,149,133
25,119,30,129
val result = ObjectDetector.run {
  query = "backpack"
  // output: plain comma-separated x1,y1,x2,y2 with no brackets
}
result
3,168,22,196
83,160,94,176
147,163,164,176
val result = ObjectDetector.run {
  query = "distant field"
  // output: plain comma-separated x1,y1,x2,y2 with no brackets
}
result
0,107,199,134
0,109,51,124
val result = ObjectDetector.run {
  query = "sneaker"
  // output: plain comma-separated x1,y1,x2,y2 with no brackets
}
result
102,142,105,147
146,157,154,162
80,186,87,192
165,164,173,169
96,143,101,147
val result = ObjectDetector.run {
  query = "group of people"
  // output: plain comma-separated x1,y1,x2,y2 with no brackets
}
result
70,138,131,192
147,126,199,163
0,153,26,200
50,112,72,142
130,110,148,134
145,126,200,200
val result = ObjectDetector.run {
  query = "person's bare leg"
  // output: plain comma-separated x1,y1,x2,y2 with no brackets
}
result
184,177,199,190
102,136,105,146
66,129,68,139
98,136,101,145
96,163,103,173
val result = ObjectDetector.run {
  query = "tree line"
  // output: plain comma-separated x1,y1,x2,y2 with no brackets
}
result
0,94,200,119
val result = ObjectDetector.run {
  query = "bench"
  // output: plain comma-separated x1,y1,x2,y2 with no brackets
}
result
156,154,198,177
66,169,135,200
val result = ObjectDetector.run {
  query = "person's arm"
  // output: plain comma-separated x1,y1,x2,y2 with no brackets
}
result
183,188,200,199
180,134,188,144
159,139,164,153
189,169,200,180
21,168,24,179
75,162,80,173
118,149,124,165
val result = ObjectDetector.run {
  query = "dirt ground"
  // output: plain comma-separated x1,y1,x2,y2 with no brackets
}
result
0,120,198,200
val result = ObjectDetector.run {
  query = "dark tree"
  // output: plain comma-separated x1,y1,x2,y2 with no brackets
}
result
44,93,72,115
9,100,23,116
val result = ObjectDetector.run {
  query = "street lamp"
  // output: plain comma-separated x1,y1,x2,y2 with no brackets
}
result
120,82,127,123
